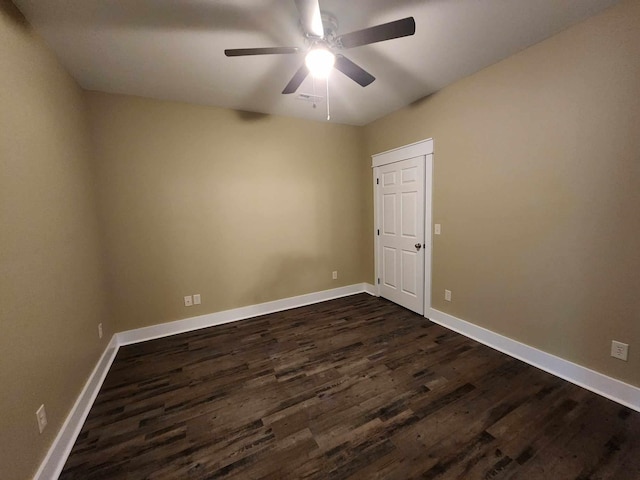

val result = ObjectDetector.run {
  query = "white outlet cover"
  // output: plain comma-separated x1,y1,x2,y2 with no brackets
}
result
184,295,193,307
98,323,103,339
444,289,452,301
332,271,338,280
611,340,629,361
435,224,441,235
193,294,201,305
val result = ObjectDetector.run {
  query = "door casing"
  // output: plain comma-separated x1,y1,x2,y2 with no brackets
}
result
372,138,433,316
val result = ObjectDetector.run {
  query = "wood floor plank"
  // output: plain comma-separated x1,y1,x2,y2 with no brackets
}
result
60,294,640,479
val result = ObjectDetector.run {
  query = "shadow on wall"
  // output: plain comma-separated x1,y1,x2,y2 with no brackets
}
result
235,110,271,122
243,253,329,306
1,0,29,27
408,92,436,109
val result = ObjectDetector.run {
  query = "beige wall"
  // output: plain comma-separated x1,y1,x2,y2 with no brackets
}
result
364,0,640,386
86,92,368,332
0,2,111,479
3,0,639,476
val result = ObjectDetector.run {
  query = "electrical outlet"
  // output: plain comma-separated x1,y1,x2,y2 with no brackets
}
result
444,289,452,302
193,294,201,305
36,404,47,433
611,340,629,361
184,295,193,307
435,224,441,235
332,271,338,280
98,323,103,339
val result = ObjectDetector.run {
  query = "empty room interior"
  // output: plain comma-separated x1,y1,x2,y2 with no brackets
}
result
2,0,640,478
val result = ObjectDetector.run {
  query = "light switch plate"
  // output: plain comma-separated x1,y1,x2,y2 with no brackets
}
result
435,224,441,235
193,294,201,305
36,404,47,433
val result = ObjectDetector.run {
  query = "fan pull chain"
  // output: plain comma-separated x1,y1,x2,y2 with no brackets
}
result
326,76,331,121
312,76,317,109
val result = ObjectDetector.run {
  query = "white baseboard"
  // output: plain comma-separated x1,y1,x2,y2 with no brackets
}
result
34,336,119,480
38,288,637,480
35,283,371,479
428,308,640,412
117,283,370,346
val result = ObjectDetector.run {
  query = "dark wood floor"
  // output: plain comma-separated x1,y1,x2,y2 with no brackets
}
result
61,294,640,479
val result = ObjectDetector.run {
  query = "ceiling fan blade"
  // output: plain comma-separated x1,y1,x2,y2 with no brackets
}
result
336,17,416,49
224,47,300,57
282,64,310,94
294,0,324,38
334,55,375,87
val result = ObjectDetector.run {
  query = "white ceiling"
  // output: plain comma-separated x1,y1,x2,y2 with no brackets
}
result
14,0,620,125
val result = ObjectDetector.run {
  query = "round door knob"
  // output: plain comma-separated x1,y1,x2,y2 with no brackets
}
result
415,243,422,250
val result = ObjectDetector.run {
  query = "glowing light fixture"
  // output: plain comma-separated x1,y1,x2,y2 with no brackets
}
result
305,47,335,78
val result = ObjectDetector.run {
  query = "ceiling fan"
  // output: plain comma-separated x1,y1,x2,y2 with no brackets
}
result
224,0,416,95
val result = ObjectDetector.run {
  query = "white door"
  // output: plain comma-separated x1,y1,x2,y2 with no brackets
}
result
376,156,425,314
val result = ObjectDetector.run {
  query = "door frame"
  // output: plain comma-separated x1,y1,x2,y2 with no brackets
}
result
372,138,434,316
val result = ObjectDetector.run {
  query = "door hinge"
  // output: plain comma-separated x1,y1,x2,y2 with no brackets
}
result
377,229,380,235
377,278,380,284
376,178,379,185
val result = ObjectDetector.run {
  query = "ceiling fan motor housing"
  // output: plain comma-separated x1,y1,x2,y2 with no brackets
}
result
320,12,339,41
300,12,339,45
